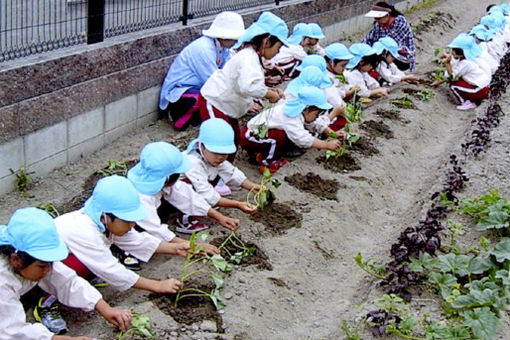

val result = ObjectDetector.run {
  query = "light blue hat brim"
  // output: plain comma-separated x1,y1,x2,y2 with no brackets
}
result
283,97,332,118
127,152,192,195
288,33,305,45
113,205,148,223
346,55,363,69
203,141,237,154
307,33,325,39
28,239,69,262
448,40,482,61
233,21,289,49
373,41,400,59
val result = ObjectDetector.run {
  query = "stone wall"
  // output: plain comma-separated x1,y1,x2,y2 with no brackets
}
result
0,0,419,194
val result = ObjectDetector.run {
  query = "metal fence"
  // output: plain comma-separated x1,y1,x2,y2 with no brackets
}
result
0,0,285,63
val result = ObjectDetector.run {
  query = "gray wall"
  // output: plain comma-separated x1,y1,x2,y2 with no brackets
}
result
0,0,419,194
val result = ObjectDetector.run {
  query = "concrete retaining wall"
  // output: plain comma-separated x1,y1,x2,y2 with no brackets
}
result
0,0,421,194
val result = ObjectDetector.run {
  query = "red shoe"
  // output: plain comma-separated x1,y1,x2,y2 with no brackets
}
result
260,159,289,174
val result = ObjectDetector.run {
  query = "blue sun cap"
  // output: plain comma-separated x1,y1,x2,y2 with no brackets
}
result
481,14,506,31
296,54,327,72
489,5,504,15
287,23,312,45
372,37,401,58
128,142,192,195
307,23,325,39
0,207,68,262
287,65,333,96
346,43,377,69
470,24,495,41
283,85,332,118
324,43,354,61
196,118,236,154
448,33,482,61
233,12,289,48
501,3,510,15
83,175,148,232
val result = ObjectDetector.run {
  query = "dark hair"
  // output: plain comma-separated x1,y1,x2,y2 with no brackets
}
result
0,245,38,268
486,4,496,12
104,212,119,222
359,53,380,69
376,2,403,17
325,56,347,65
164,173,180,187
452,48,465,59
248,33,281,51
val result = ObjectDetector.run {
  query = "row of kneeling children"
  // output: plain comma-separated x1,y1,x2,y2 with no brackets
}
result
8,4,510,337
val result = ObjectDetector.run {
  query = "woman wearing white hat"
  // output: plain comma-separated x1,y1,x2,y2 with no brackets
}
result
159,11,245,130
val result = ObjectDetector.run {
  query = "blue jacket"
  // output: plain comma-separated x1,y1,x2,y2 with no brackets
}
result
159,36,231,110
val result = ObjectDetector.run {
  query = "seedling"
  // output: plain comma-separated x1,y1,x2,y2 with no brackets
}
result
336,74,347,85
10,166,33,192
218,231,257,264
341,319,362,340
96,160,128,177
412,89,434,101
354,253,386,279
36,203,60,218
174,232,229,310
246,167,280,210
117,311,155,339
389,95,416,109
251,103,275,140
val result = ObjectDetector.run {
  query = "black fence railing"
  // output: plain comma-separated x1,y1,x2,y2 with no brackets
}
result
0,0,286,63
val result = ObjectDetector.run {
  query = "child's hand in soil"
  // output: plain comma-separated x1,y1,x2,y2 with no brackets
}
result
169,242,190,257
326,139,343,151
157,278,182,294
197,243,220,255
238,201,258,215
218,215,241,231
95,300,132,331
372,87,389,98
402,74,420,84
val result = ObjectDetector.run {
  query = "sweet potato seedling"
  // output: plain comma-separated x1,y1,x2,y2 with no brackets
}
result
36,203,60,218
219,231,257,264
246,167,280,210
117,311,155,339
10,166,33,192
389,95,416,109
96,160,128,177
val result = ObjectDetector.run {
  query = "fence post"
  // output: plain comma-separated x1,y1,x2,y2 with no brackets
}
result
182,0,189,25
87,0,105,44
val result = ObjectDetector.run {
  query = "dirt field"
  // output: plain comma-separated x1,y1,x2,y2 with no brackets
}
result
2,0,509,339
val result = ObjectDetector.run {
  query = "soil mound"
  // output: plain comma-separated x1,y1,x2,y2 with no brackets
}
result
284,172,340,201
249,202,302,235
361,120,394,139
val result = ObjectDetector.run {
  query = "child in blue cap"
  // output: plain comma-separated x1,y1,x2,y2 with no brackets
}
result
0,207,131,338
344,43,389,99
432,33,490,111
199,12,289,150
54,176,198,295
159,11,245,130
241,86,343,173
184,118,261,214
470,25,500,73
128,142,241,234
372,37,420,85
305,23,327,55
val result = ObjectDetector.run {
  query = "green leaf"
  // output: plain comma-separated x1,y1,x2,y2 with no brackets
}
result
211,254,233,272
425,323,470,340
211,272,224,289
495,269,510,285
461,307,500,339
467,253,494,275
491,238,510,263
410,252,437,272
435,253,472,276
476,203,510,230
210,288,225,310
429,272,457,300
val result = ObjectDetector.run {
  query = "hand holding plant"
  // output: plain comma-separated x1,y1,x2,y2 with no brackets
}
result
238,201,258,214
156,278,182,294
217,215,241,231
95,300,131,331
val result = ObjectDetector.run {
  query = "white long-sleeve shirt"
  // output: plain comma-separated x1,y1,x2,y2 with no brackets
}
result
0,257,101,340
478,42,500,73
344,69,380,97
450,58,491,88
183,148,247,206
137,181,211,241
247,102,316,149
324,70,349,108
376,60,406,84
55,210,161,291
201,47,267,119
270,44,308,65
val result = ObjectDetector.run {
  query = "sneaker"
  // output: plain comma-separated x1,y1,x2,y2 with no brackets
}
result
118,252,142,271
214,180,232,196
260,159,289,174
34,298,67,335
176,215,209,234
90,276,110,288
456,100,477,111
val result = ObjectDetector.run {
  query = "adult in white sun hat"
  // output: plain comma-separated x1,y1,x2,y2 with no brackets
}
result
159,11,245,131
362,2,416,71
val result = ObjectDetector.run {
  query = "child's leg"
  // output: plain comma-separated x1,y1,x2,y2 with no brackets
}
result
240,127,288,164
168,88,201,130
450,80,488,104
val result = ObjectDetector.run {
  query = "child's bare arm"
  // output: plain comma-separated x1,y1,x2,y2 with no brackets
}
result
312,138,343,151
241,178,260,192
134,276,182,294
217,197,257,214
207,208,241,231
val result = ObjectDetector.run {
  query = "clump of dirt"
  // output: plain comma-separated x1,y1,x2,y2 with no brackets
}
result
284,172,340,201
267,277,290,289
210,236,272,271
412,11,456,38
316,153,361,173
351,137,380,156
249,202,302,235
373,108,406,122
361,120,394,139
58,160,137,214
150,279,223,330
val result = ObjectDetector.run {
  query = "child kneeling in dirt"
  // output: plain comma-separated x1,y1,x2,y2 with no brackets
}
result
183,118,261,215
240,85,343,173
54,175,218,296
0,207,131,339
432,33,491,111
372,37,420,86
344,43,389,99
128,141,241,234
